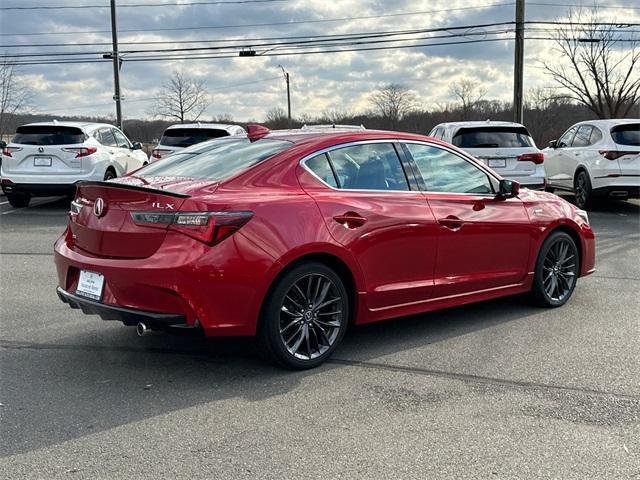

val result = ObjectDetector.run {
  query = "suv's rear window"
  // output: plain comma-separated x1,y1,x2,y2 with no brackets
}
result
452,127,533,148
160,128,231,147
137,138,291,181
12,126,86,145
611,124,640,146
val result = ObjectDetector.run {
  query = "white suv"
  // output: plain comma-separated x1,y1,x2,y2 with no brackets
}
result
429,121,546,189
150,123,246,161
0,121,148,208
543,119,639,209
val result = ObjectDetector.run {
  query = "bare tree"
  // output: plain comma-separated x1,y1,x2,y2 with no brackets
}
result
448,78,487,120
0,60,32,139
264,107,289,129
369,83,417,128
149,71,208,123
544,8,640,118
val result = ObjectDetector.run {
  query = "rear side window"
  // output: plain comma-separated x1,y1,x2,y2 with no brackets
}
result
572,125,593,147
12,126,86,145
96,128,117,147
611,124,640,146
328,143,409,191
137,138,291,181
305,154,338,188
160,128,231,147
452,127,533,148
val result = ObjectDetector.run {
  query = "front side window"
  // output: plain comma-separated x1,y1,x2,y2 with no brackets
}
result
112,129,130,149
572,125,593,147
137,138,291,181
452,127,533,148
327,143,409,191
405,143,493,194
558,127,577,148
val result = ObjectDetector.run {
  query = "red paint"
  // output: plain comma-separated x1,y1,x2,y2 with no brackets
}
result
54,129,596,337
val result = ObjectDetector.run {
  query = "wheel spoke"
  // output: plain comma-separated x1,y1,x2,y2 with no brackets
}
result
314,280,331,307
280,318,300,334
316,297,340,310
289,326,306,353
285,295,304,312
559,254,575,266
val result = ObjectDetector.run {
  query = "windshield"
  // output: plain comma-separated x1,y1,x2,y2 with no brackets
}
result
611,124,640,146
160,128,231,147
12,126,86,145
137,138,292,181
452,127,533,148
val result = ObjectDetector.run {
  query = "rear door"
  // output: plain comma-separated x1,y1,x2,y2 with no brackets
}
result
545,126,578,189
300,141,438,312
402,142,531,298
3,125,87,178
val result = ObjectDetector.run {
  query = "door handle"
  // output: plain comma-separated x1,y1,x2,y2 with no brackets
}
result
438,215,465,231
333,212,367,228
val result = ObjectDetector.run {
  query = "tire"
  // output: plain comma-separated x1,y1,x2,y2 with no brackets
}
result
104,169,116,181
258,262,350,369
544,186,555,194
531,231,580,308
7,192,31,208
574,170,594,209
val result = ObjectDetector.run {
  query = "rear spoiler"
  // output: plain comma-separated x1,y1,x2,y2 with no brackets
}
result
76,181,191,198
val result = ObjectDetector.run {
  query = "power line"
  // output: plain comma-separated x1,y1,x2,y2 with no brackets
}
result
0,3,516,36
528,2,640,10
0,0,286,11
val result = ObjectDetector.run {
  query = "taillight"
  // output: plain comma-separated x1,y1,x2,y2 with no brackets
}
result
599,150,639,160
2,146,22,157
130,210,253,244
151,149,172,160
517,153,544,164
62,146,97,158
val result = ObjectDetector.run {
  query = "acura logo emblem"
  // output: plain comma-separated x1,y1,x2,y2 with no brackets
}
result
38,147,44,153
94,198,106,217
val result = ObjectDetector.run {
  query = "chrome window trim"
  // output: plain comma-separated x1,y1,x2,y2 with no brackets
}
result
299,139,501,196
299,140,418,194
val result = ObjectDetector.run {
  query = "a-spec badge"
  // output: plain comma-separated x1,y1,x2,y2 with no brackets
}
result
94,198,106,218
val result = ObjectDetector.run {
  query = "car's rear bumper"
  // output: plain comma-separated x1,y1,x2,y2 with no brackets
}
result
56,286,193,331
2,182,78,196
592,184,640,199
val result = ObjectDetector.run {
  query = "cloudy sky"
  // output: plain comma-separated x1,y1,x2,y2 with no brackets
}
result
1,0,639,122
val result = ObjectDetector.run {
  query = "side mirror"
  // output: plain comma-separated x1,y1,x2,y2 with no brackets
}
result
548,139,558,149
0,140,6,148
497,179,520,199
131,142,142,150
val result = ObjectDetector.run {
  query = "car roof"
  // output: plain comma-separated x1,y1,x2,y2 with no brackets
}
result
434,121,527,129
164,123,243,131
20,121,115,131
263,129,443,148
572,119,640,128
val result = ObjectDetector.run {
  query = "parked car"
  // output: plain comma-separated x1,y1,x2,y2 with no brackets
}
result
150,123,246,161
543,119,640,209
429,121,545,190
54,125,595,369
0,121,147,208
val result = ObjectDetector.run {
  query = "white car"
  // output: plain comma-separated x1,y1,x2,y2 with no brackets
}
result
0,121,148,208
150,123,246,161
429,121,546,189
543,119,639,209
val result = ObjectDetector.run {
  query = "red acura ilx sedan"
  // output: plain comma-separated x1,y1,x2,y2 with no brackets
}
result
54,125,595,369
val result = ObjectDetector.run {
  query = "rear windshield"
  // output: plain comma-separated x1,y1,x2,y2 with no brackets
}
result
12,126,86,145
611,124,640,146
137,138,292,181
160,128,231,147
452,127,533,148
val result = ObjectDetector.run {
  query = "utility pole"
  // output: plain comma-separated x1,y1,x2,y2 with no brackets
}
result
279,65,291,129
110,0,123,131
513,0,525,123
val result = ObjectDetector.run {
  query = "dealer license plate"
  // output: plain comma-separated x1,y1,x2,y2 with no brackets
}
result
76,270,104,301
488,158,507,168
34,156,52,167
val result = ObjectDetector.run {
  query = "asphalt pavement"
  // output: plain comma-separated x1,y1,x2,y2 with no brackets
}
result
0,196,639,479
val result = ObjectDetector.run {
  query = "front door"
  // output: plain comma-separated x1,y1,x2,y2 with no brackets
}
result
403,142,532,298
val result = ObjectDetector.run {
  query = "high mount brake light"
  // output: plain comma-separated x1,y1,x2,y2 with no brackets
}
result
62,146,97,158
1,146,22,157
130,210,253,244
599,150,639,160
517,153,544,164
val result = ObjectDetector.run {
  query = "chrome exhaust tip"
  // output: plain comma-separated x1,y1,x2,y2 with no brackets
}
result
136,322,153,337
